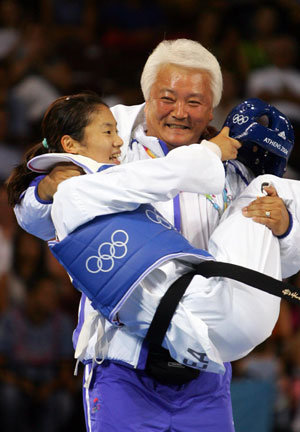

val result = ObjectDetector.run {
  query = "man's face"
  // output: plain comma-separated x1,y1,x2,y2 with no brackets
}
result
144,64,214,150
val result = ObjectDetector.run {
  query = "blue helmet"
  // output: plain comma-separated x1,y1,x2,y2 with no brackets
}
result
223,98,294,177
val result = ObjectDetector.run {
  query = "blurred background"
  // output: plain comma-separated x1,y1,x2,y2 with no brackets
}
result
0,0,300,430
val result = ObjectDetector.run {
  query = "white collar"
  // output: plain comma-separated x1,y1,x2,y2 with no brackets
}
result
27,153,109,174
132,123,166,158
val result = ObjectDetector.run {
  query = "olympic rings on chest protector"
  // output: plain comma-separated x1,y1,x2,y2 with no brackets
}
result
145,208,173,229
86,230,129,273
85,208,173,274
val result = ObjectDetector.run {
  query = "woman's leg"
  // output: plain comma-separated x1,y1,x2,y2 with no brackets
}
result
119,176,282,371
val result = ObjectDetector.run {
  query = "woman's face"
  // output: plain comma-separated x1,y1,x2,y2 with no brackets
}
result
77,106,123,164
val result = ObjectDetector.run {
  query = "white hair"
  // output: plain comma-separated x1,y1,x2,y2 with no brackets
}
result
140,39,223,108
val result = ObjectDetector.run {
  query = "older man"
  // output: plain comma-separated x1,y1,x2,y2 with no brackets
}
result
15,39,300,431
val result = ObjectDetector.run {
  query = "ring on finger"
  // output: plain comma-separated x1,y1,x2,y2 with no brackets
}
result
265,210,271,218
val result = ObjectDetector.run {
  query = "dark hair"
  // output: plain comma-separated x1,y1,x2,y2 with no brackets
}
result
6,92,108,206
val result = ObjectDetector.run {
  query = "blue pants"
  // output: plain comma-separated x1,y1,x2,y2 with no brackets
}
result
83,361,234,432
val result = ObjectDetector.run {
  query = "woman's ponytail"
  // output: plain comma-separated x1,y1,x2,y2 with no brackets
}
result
6,143,48,206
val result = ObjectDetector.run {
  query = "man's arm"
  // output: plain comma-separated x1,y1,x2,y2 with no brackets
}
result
233,174,300,279
52,143,226,238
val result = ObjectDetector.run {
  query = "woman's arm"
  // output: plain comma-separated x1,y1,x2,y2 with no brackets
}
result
14,164,83,240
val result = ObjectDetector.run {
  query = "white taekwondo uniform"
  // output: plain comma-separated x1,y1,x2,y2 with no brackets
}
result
15,104,300,375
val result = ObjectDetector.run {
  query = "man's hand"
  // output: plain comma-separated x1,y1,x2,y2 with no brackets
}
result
37,163,84,201
242,185,290,237
209,127,242,161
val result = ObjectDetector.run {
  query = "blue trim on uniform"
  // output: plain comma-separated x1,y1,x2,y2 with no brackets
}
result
227,161,249,186
19,190,27,201
173,194,181,232
158,139,169,156
277,209,293,239
97,164,115,173
72,293,87,350
158,139,181,232
29,174,46,187
30,175,53,204
130,138,138,149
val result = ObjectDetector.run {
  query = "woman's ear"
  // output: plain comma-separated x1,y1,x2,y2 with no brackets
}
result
61,135,80,154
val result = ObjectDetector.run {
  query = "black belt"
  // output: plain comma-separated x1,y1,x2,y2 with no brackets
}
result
144,260,300,385
146,260,300,348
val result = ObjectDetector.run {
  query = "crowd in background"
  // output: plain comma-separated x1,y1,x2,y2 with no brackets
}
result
0,0,300,430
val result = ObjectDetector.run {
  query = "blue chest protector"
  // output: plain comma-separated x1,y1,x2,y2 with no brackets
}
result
49,204,213,323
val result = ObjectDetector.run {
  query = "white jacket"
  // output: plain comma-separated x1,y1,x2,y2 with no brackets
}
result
14,103,300,371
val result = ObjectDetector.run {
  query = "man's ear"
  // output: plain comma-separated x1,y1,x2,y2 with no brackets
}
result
61,135,80,154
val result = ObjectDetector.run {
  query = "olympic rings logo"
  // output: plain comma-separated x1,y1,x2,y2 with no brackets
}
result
145,208,173,229
232,114,249,125
86,230,129,273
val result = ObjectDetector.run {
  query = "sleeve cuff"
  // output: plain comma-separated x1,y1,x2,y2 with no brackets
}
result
201,140,222,159
31,175,53,204
277,209,293,239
